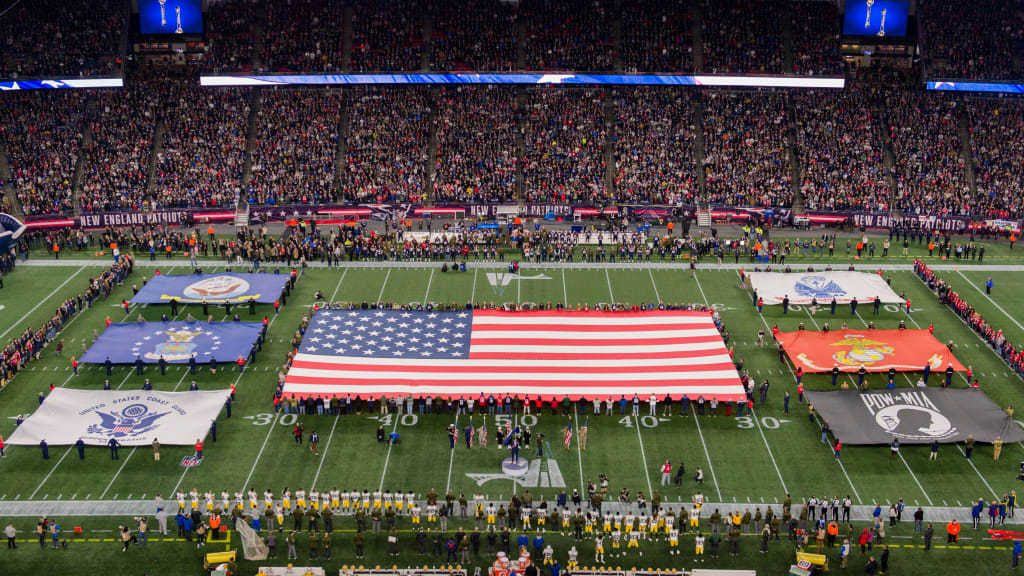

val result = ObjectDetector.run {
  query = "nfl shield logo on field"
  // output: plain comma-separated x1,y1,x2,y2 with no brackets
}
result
180,455,204,468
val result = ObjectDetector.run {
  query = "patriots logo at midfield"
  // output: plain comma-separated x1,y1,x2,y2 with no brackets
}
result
87,403,169,439
794,275,847,299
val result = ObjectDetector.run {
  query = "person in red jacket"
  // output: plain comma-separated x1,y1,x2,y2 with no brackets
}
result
797,383,805,403
71,356,78,376
661,461,672,486
194,440,204,458
833,440,842,460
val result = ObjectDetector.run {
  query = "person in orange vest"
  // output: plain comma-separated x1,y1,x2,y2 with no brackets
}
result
53,243,59,259
71,356,78,376
827,520,839,547
208,514,221,541
195,439,204,459
946,519,960,543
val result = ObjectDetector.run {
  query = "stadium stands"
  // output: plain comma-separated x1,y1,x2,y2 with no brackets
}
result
0,0,123,79
343,87,430,203
701,91,793,207
921,0,1024,80
966,98,1024,219
350,0,424,72
433,86,518,203
793,89,891,212
202,0,258,73
523,0,615,72
248,89,342,206
620,0,694,74
264,0,345,73
152,82,252,209
430,0,519,72
700,0,785,74
0,92,85,215
612,88,697,205
80,82,159,213
522,88,608,204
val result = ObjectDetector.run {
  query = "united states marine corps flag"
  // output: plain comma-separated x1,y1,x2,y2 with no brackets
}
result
776,329,965,373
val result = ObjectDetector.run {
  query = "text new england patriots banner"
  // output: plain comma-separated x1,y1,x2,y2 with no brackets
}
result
776,329,966,373
747,271,904,305
80,321,264,364
283,309,746,401
130,273,290,304
6,388,231,446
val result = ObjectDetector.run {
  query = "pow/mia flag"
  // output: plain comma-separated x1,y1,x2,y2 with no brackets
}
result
805,389,1024,445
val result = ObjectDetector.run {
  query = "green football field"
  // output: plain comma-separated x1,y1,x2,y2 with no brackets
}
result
2,241,1024,575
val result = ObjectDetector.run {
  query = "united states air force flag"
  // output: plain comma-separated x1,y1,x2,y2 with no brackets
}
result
6,388,231,446
80,321,264,364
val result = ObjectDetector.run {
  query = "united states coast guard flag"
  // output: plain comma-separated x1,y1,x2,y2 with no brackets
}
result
6,388,231,446
282,309,746,401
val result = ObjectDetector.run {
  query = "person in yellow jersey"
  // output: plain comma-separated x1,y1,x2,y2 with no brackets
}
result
281,488,292,512
264,490,274,511
603,512,612,533
627,526,640,549
611,528,622,551
487,503,496,526
330,488,340,511
310,488,320,511
668,527,680,554
690,504,701,532
373,489,383,510
295,488,306,510
247,488,258,510
221,490,231,513
695,532,705,562
191,488,201,511
594,534,605,564
411,503,422,525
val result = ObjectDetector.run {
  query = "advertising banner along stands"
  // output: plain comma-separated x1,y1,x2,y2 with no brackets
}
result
776,329,966,372
746,271,904,305
6,388,231,446
804,389,1024,445
130,273,291,304
80,321,264,364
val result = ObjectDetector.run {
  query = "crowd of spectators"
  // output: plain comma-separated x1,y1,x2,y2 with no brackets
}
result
201,0,259,73
430,0,518,72
350,0,424,72
343,88,430,203
884,91,973,216
620,0,693,74
966,98,1024,219
701,91,792,208
612,88,697,205
0,0,122,79
248,89,341,206
523,0,614,72
793,89,891,213
791,1,844,76
79,82,159,213
0,92,85,215
522,88,608,204
921,0,1024,80
700,0,785,74
916,259,1024,379
433,86,518,203
153,82,252,209
263,0,344,73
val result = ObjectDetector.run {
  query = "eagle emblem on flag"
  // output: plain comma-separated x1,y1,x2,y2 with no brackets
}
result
87,403,169,439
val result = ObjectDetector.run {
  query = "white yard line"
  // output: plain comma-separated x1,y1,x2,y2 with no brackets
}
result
898,451,933,505
604,269,615,303
239,412,282,492
444,412,460,494
377,411,403,491
692,270,711,309
470,269,478,304
312,413,341,489
956,270,1024,332
329,268,350,302
422,269,435,306
99,448,137,499
633,419,655,498
954,444,999,500
28,448,73,499
691,412,723,502
166,365,220,496
0,265,86,342
747,406,788,494
561,269,569,307
648,270,661,303
376,269,392,304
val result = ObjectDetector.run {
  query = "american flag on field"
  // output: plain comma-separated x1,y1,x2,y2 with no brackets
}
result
282,309,745,401
563,419,573,450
